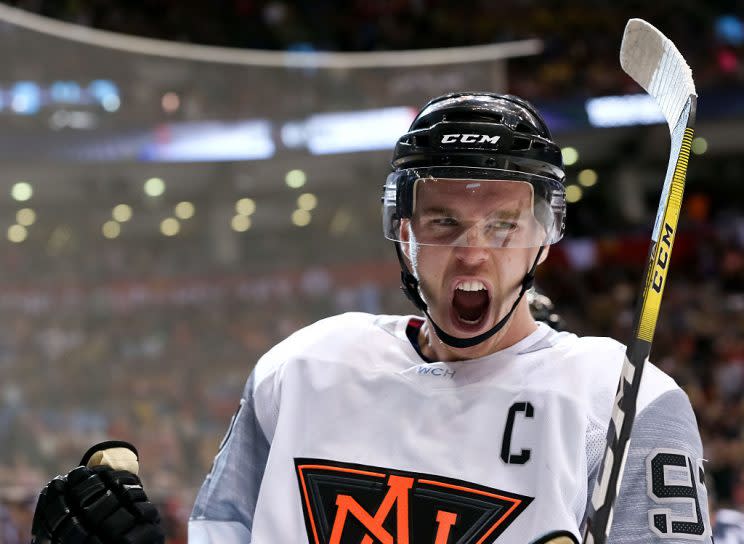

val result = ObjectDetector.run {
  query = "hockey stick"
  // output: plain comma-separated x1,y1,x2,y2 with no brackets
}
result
582,19,697,544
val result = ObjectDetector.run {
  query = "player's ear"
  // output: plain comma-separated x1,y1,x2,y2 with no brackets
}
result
399,219,413,262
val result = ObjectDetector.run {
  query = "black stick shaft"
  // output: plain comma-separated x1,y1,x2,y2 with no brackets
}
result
582,108,696,544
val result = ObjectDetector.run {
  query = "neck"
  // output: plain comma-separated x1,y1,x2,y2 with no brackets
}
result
418,301,538,362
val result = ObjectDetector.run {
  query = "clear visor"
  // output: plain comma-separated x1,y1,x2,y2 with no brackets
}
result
383,169,564,249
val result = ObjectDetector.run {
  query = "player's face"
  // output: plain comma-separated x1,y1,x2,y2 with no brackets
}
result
401,179,546,359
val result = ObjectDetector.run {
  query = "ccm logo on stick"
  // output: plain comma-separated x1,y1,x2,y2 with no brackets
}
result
441,134,501,144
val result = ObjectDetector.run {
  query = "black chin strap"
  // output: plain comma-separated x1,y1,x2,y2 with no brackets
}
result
394,243,545,349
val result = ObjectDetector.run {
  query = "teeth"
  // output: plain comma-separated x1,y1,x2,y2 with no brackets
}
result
455,280,487,292
459,316,481,324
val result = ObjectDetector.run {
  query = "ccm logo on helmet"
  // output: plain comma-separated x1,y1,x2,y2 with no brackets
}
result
441,133,501,144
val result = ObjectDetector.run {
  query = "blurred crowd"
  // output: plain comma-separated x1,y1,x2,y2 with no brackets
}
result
0,258,406,542
6,0,744,101
0,208,741,541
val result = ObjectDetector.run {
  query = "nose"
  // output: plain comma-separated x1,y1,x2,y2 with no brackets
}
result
453,244,490,265
453,227,491,265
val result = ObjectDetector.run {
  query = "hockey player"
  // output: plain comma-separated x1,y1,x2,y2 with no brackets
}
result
711,471,744,544
31,93,711,543
714,509,744,544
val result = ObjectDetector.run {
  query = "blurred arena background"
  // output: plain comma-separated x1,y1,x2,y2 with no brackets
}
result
0,1,742,541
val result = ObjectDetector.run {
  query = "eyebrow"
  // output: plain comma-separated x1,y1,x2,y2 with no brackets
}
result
418,206,454,216
418,206,525,218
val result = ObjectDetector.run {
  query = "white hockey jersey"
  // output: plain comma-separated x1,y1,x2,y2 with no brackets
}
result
189,313,711,543
714,509,744,544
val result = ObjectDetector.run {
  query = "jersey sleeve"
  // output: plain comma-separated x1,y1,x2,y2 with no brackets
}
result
586,388,712,544
188,372,273,543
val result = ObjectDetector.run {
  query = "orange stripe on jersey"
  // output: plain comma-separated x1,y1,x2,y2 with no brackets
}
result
418,478,520,502
298,464,386,478
296,466,321,544
476,500,521,544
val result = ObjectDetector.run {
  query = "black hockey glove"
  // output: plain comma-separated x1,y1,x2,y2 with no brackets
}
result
31,441,164,544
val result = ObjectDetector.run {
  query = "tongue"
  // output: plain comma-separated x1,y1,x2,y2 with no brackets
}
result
453,290,489,322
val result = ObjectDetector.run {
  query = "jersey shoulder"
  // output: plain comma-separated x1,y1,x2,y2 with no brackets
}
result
547,331,681,418
252,312,408,386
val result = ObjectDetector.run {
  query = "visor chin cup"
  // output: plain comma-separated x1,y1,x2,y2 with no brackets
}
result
383,166,565,249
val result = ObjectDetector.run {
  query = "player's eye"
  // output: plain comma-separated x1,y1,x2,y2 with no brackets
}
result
429,216,459,228
485,220,518,232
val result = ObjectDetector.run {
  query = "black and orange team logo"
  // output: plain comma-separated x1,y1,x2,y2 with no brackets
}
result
295,458,533,544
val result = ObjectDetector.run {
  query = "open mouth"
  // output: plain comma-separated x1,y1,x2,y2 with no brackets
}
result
451,279,491,332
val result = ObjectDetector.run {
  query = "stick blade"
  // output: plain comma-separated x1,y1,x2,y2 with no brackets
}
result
620,18,696,129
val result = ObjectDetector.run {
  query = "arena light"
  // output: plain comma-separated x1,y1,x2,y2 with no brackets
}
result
49,110,97,130
11,182,33,202
160,217,180,236
235,198,256,216
102,95,121,112
578,169,598,187
297,193,317,211
10,82,41,115
231,214,251,232
691,137,708,155
565,184,583,203
281,122,304,149
16,208,36,226
7,224,27,243
144,177,166,197
89,80,121,112
175,201,195,219
586,94,665,127
102,220,121,239
292,209,311,227
162,92,180,113
112,204,132,222
140,121,274,162
561,147,579,166
302,107,415,155
285,170,306,188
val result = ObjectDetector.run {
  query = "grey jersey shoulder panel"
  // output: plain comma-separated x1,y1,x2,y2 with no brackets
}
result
190,373,270,537
585,388,711,543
